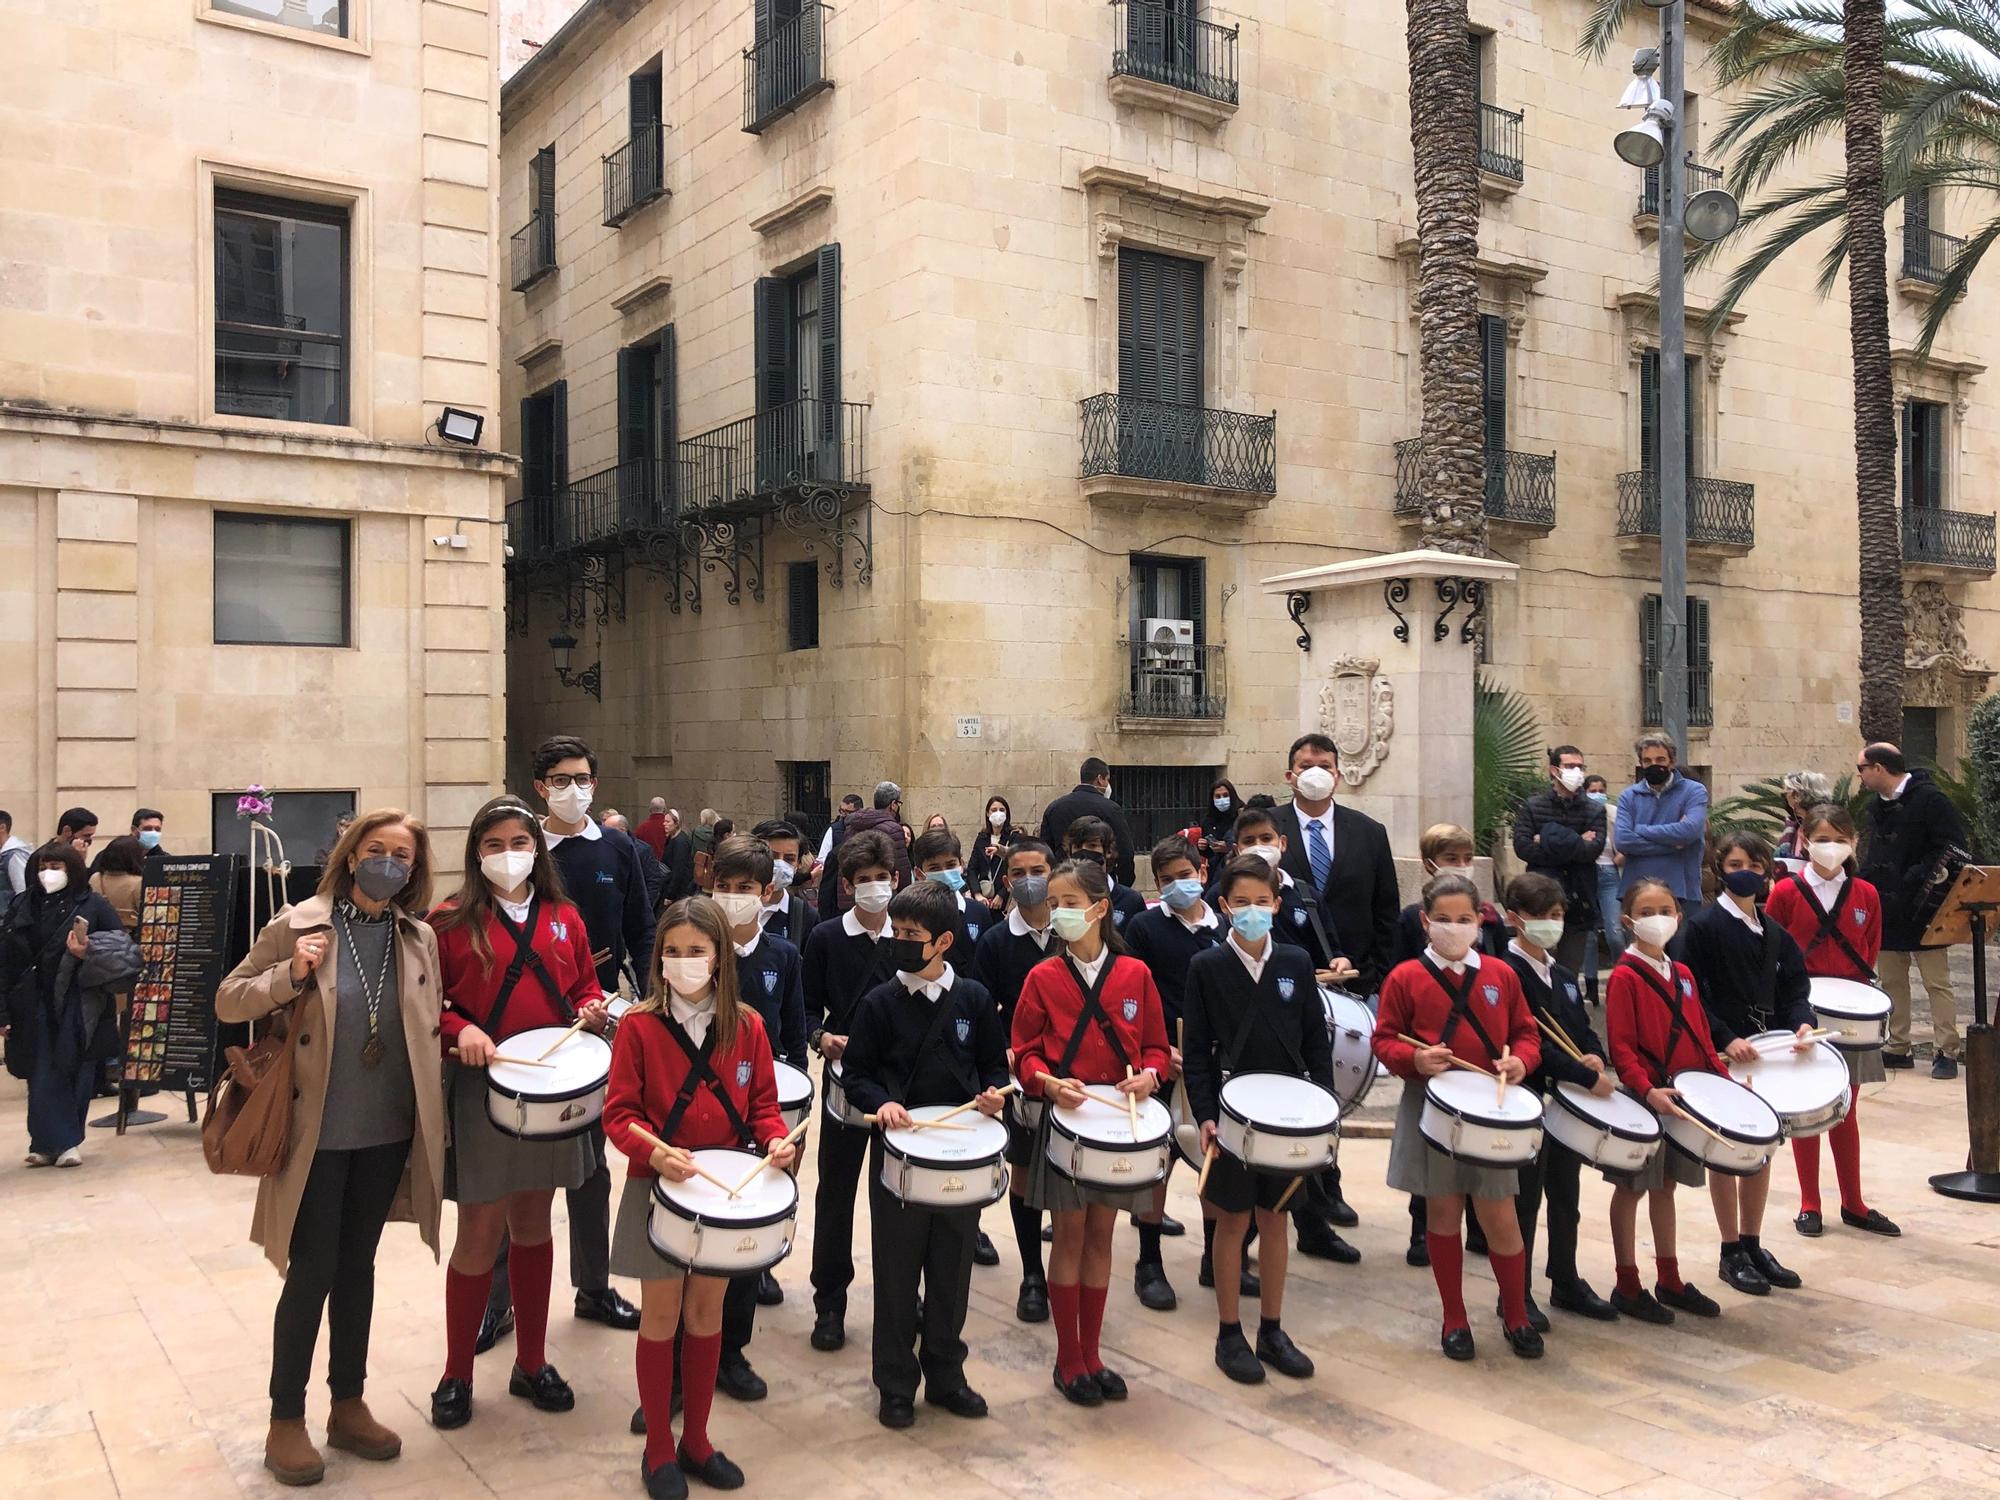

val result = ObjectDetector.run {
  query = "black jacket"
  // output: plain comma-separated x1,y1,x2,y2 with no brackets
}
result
841,971,1010,1113
971,918,1060,1028
1036,786,1138,888
1859,768,1972,949
966,827,1022,892
1,889,129,1080
1501,948,1605,1094
659,830,696,903
1510,786,1606,920
547,822,654,989
1181,942,1336,1127
802,912,899,1038
1272,801,1399,994
1124,905,1226,1032
817,806,913,914
1671,900,1814,1049
628,834,666,912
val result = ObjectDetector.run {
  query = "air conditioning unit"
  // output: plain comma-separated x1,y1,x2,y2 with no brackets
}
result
1142,617,1196,663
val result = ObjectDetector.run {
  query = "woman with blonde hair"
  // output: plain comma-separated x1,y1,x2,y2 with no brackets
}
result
1775,770,1834,865
217,809,445,1487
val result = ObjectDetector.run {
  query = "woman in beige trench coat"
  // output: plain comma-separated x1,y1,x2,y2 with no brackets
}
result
217,809,447,1488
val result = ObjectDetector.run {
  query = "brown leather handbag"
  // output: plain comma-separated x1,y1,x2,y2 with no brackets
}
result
201,1011,298,1178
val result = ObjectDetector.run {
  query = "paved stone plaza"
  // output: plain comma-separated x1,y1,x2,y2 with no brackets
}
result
5,992,2000,1500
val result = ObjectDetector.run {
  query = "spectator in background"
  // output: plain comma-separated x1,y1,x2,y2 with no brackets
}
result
599,811,665,914
816,794,865,870
316,812,357,866
56,807,98,859
1510,746,1605,974
1199,778,1243,866
966,795,1022,906
1774,771,1834,867
1857,742,1970,1079
1615,734,1708,910
923,813,950,834
1578,774,1624,998
659,808,695,903
635,798,671,861
817,782,913,914
90,837,146,934
0,811,31,903
1037,757,1139,888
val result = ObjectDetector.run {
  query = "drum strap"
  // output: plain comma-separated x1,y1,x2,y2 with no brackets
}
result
1221,970,1307,1079
483,900,577,1040
1623,957,1708,1082
1753,914,1783,1030
1054,956,1133,1079
1416,957,1502,1062
1298,898,1338,971
657,1016,754,1148
1790,874,1877,980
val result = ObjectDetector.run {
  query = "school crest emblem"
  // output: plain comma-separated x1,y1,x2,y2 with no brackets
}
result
967,922,982,940
1276,976,1296,1002
1292,907,1308,927
762,971,778,996
1680,978,1694,998
1482,984,1500,1007
1853,909,1867,927
954,1017,970,1044
1112,911,1127,928
1564,984,1579,1003
550,920,567,942
736,1061,752,1087
1121,998,1138,1022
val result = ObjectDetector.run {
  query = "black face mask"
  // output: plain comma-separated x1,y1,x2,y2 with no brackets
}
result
891,936,937,975
1071,849,1106,868
1721,869,1768,900
1640,764,1672,787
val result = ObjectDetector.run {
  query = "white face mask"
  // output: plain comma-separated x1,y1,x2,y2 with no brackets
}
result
1295,765,1337,802
1631,914,1679,948
662,956,714,998
545,782,592,823
713,890,764,928
38,868,68,894
1427,918,1477,961
770,859,796,890
1520,918,1566,950
1808,840,1853,872
852,879,894,913
988,808,1007,828
1246,843,1283,867
481,850,535,892
1558,767,1587,793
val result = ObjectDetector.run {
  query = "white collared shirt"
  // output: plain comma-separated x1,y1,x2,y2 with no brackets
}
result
496,893,533,925
1227,930,1269,983
1069,945,1110,990
540,816,602,851
670,991,716,1046
1423,944,1482,977
1008,905,1055,947
842,907,887,943
1292,800,1337,862
897,961,957,1004
1720,896,1762,934
1803,862,1847,909
1634,950,1674,982
1885,773,1912,802
1506,938,1551,990
1176,903,1220,935
733,930,763,959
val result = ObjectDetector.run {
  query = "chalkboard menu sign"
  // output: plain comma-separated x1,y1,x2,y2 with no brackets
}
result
124,855,240,1091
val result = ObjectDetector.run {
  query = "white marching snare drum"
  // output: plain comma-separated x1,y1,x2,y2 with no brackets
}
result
1809,976,1892,1052
605,995,636,1024
879,1107,1010,1209
1541,1082,1662,1172
1007,1077,1046,1134
1727,1033,1852,1139
1419,1071,1545,1168
1322,989,1378,1114
1216,1072,1341,1175
775,1060,814,1135
1665,1070,1782,1175
823,1059,867,1128
647,1148,799,1275
1044,1093,1172,1189
485,1027,611,1140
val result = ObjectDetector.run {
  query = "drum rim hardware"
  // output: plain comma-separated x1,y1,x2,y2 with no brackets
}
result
1547,1081,1661,1143
1219,1071,1342,1138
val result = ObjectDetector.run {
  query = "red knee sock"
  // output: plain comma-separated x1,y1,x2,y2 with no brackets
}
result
443,1264,495,1383
510,1237,555,1374
1048,1281,1084,1381
678,1330,721,1464
1792,1133,1823,1215
1830,1090,1868,1215
1426,1232,1467,1334
1078,1283,1109,1374
1656,1256,1684,1294
1615,1263,1642,1299
1489,1249,1529,1330
636,1335,676,1470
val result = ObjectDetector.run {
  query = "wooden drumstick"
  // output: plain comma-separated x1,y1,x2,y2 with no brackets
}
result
450,1048,554,1068
862,1114,975,1130
1123,1065,1142,1139
1497,1045,1511,1108
732,1116,812,1194
1197,1143,1219,1196
916,1079,1020,1128
536,1016,590,1060
1396,1034,1499,1080
628,1123,740,1198
1534,1014,1585,1063
1273,1176,1305,1212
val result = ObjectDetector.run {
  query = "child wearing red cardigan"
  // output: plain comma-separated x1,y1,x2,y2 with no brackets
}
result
604,896,795,1500
1763,805,1899,1238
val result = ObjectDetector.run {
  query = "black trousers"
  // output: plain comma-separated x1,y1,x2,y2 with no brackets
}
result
722,1270,759,1356
489,1124,613,1313
866,1147,976,1400
810,1118,872,1315
270,1139,411,1421
1516,1138,1583,1288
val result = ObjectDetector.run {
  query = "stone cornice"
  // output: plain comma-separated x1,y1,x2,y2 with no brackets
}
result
0,404,515,475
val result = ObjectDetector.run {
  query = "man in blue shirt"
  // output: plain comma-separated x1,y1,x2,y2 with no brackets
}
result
1614,733,1709,910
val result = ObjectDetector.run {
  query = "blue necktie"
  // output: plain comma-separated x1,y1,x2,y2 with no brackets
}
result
1306,817,1331,892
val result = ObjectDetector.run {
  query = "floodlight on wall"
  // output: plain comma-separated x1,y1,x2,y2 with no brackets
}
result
436,407,485,445
1684,186,1742,243
1614,103,1671,168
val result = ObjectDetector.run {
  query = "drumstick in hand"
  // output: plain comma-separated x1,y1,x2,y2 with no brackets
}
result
1534,1014,1585,1063
450,1048,555,1068
732,1116,812,1194
536,1016,589,1061
628,1123,740,1198
862,1114,975,1130
1123,1066,1142,1139
1273,1176,1305,1213
1197,1143,1218,1197
1396,1034,1499,1080
917,1079,1020,1128
1497,1045,1511,1109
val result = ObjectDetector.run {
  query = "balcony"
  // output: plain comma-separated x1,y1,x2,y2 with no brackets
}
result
1638,158,1722,221
1643,668,1715,731
1617,471,1756,554
1477,103,1524,184
1903,505,1997,576
1394,439,1555,531
1108,1,1240,126
1079,393,1275,516
744,3,831,134
602,125,667,227
510,213,555,292
1902,225,1965,291
680,398,869,513
1118,639,1226,732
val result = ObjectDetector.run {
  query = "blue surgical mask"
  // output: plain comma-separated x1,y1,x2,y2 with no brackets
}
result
1229,905,1275,943
1212,796,1232,813
1160,878,1203,911
926,866,966,892
1586,791,1607,804
138,830,162,849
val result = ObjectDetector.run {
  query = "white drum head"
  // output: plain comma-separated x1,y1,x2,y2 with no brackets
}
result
1220,1072,1340,1133
1051,1094,1171,1146
491,1027,611,1095
1809,976,1892,1020
1727,1036,1851,1113
1553,1082,1660,1137
883,1106,1009,1163
1324,991,1373,1038
1672,1070,1782,1141
657,1148,798,1219
1427,1068,1542,1125
774,1061,813,1109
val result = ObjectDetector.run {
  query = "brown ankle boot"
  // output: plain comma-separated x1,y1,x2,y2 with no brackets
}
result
326,1397,402,1461
263,1418,326,1486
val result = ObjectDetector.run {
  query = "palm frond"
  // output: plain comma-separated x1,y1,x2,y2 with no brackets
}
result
1577,0,1647,61
1472,677,1545,857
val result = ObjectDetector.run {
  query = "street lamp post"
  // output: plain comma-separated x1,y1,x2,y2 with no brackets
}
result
1655,1,1689,759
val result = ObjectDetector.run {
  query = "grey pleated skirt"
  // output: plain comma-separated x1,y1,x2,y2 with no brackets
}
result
1605,1139,1706,1192
445,1063,594,1205
609,1174,685,1280
1843,1046,1887,1087
1024,1113,1160,1215
1385,1079,1519,1200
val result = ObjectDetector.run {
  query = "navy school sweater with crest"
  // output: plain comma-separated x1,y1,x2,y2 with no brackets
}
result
734,930,809,1067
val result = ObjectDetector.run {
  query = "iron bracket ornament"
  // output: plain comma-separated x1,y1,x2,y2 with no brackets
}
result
1383,578,1411,643
555,550,626,630
555,657,602,702
634,526,704,615
1286,590,1312,651
1432,577,1486,644
688,515,765,606
775,483,874,588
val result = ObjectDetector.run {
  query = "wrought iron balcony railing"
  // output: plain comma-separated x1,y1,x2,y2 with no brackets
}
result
744,3,831,133
1643,666,1715,730
1079,393,1275,494
1617,471,1756,549
1903,505,1997,571
680,399,869,512
1478,102,1524,182
602,125,667,227
1903,225,1965,285
1394,439,1555,527
510,213,556,291
1639,158,1722,219
1121,639,1226,722
1110,1,1239,108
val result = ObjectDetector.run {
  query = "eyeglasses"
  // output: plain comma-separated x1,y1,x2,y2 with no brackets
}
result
544,774,596,790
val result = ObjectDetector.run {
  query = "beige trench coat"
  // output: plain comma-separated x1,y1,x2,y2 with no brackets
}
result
216,893,446,1276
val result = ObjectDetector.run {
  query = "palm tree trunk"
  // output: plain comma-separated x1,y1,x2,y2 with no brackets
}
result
1846,0,1903,744
1406,0,1486,556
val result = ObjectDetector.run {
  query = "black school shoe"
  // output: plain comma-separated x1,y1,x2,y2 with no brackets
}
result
1053,1366,1103,1407
1464,1225,1490,1256
1747,1245,1802,1290
643,1456,689,1500
1502,1323,1545,1359
1933,1054,1960,1080
925,1384,989,1418
1657,1281,1721,1318
1328,1194,1360,1229
1842,1206,1902,1236
575,1287,641,1329
1216,1328,1266,1384
1134,1261,1178,1312
1256,1326,1315,1378
810,1309,845,1351
877,1393,915,1429
1883,1051,1916,1070
1794,1210,1825,1238
1406,1236,1431,1268
1610,1288,1674,1325
1440,1327,1476,1361
1128,1211,1186,1236
972,1231,1000,1267
1496,1294,1551,1334
474,1304,513,1355
677,1446,745,1491
1717,1250,1770,1297
429,1377,472,1429
1016,1275,1050,1322
756,1270,784,1305
1196,1254,1260,1296
1091,1367,1128,1401
509,1362,575,1412
1549,1280,1618,1321
716,1355,767,1402
1295,1226,1361,1264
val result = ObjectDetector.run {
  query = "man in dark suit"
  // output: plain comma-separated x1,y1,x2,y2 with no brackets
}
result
1270,731,1400,1250
1036,756,1138,888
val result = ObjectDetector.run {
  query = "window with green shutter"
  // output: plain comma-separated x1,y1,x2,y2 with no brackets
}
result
616,325,675,526
1641,592,1713,728
787,560,820,651
1638,347,1698,479
1902,399,1945,510
753,244,842,486
1480,312,1506,508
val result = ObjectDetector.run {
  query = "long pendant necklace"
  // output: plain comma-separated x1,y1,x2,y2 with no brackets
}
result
336,914,393,1067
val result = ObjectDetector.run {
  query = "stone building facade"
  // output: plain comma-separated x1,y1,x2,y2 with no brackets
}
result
0,0,510,863
499,0,1999,859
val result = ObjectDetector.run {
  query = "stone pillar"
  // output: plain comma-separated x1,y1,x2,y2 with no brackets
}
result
1261,549,1518,861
